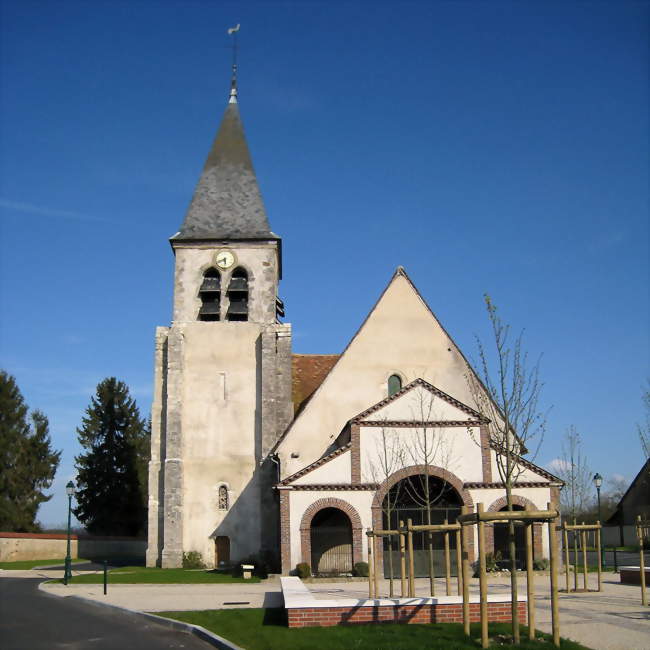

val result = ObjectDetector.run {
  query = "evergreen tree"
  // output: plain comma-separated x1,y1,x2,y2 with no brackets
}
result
0,370,61,531
74,378,150,536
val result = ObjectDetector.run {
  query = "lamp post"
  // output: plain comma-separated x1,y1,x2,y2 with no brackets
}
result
593,473,605,568
64,481,75,585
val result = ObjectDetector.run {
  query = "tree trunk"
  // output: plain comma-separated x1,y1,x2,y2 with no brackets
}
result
426,508,435,595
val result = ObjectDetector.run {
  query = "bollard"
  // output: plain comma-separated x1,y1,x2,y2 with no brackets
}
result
103,560,108,595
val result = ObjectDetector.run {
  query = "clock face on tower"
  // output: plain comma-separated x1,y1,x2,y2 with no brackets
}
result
215,250,235,270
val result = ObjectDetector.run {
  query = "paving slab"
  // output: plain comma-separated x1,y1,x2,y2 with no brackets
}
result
40,579,284,611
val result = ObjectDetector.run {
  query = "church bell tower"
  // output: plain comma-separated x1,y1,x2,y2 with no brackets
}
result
146,74,293,569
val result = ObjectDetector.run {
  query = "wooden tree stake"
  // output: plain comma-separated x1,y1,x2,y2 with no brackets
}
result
548,505,560,648
407,518,415,598
477,503,488,649
399,519,407,598
367,531,374,599
444,518,452,596
455,528,462,596
525,512,535,640
460,506,470,637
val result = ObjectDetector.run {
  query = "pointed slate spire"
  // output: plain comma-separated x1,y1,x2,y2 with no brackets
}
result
173,86,275,241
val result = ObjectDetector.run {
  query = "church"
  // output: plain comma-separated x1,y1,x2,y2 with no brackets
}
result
146,75,561,575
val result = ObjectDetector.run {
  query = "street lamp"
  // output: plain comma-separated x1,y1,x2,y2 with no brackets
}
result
593,473,605,568
64,481,75,585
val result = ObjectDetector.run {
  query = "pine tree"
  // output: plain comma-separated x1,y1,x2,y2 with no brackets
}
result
0,370,61,531
74,378,150,536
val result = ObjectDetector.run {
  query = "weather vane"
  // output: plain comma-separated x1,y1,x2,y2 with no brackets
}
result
227,24,240,102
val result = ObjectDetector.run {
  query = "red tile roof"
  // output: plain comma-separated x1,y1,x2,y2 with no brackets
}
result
292,354,339,414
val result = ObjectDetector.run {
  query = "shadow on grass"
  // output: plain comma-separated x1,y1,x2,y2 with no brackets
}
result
262,608,287,626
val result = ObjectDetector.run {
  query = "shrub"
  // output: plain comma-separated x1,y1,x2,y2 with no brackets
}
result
182,551,205,569
533,558,549,571
353,561,369,577
472,552,502,577
296,562,311,578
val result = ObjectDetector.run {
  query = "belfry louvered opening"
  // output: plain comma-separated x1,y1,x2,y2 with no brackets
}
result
226,267,249,321
198,268,221,321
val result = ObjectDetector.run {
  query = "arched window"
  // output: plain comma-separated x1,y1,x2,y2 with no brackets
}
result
198,268,221,321
388,374,402,396
218,486,229,510
226,267,248,321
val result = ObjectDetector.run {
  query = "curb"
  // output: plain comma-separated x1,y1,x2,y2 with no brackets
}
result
38,582,243,650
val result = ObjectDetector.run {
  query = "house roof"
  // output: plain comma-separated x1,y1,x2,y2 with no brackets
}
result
172,96,277,242
292,354,340,414
606,457,650,524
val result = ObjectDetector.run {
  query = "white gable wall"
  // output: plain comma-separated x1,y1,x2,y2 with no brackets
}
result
292,451,352,485
363,385,476,422
277,273,480,478
360,425,484,484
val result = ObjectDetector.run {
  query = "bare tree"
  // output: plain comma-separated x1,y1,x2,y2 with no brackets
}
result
638,382,650,459
555,426,592,520
404,386,455,596
365,386,456,597
466,295,546,644
366,423,405,596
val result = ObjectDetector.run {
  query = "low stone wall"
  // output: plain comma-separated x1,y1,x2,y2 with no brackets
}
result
281,576,527,629
0,532,146,562
619,566,650,585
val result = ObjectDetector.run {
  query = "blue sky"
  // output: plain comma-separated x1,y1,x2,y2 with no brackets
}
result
1,0,647,526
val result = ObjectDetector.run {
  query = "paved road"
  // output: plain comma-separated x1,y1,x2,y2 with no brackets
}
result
0,577,210,650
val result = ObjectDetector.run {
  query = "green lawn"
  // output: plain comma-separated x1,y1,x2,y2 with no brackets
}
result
159,608,592,650
0,558,88,570
570,565,616,574
48,566,260,584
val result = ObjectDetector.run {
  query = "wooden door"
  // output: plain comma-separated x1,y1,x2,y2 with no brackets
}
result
215,536,230,567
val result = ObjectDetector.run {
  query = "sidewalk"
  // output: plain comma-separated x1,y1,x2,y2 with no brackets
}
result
6,568,649,650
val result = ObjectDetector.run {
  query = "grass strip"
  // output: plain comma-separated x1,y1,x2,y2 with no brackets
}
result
0,558,88,570
48,566,260,584
159,608,592,650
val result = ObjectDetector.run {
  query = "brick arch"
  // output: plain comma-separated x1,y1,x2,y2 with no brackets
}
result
487,494,537,512
371,465,475,564
299,498,363,568
486,494,543,559
371,465,473,511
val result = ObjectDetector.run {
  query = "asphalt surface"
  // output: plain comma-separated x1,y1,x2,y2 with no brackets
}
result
0,577,210,650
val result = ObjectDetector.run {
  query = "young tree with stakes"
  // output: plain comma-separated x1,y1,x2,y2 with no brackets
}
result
366,422,405,597
74,378,150,536
0,370,61,532
466,296,546,644
404,387,455,597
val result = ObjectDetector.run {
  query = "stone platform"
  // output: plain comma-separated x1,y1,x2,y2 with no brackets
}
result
280,576,526,628
619,566,650,585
